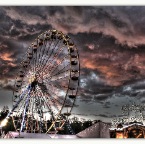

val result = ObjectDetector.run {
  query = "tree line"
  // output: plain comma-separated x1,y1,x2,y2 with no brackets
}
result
0,106,100,136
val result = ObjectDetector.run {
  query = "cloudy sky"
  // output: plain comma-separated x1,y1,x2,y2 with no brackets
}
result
1,6,145,122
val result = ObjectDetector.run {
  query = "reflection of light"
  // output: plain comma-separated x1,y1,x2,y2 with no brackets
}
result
28,74,35,84
116,132,124,138
60,91,65,96
1,119,8,127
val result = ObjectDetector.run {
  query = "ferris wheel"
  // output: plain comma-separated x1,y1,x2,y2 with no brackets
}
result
4,30,80,134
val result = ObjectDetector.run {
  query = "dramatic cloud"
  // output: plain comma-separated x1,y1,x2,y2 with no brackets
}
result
0,6,145,121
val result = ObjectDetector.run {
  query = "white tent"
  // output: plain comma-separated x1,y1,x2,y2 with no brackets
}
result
49,134,78,139
4,131,51,139
4,131,78,139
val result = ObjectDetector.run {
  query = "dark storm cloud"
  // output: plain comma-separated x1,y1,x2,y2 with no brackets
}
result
79,34,145,86
3,84,15,91
1,6,145,87
94,94,111,101
0,6,145,121
95,114,109,118
2,6,145,45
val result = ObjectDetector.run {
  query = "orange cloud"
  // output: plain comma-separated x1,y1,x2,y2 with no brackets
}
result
0,53,13,61
8,62,16,67
81,57,131,86
82,59,97,70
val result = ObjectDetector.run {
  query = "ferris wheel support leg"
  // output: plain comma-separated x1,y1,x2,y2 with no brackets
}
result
20,88,31,132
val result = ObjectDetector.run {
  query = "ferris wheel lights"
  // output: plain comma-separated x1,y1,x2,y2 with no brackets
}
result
52,29,57,32
12,29,80,134
51,30,57,35
1,118,8,127
56,127,63,131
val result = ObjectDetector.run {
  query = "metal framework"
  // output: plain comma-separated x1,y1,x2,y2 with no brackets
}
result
5,30,80,134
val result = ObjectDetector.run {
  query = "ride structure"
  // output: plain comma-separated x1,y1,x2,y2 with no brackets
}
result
2,30,80,135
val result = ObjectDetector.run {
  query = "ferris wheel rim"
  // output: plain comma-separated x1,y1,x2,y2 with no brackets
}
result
12,29,80,133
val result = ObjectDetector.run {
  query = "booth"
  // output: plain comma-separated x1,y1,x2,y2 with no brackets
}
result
110,122,145,138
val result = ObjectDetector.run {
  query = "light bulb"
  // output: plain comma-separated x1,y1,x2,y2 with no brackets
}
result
1,119,8,127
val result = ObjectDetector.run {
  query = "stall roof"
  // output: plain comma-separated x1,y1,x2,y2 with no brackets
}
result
109,123,145,131
76,121,111,138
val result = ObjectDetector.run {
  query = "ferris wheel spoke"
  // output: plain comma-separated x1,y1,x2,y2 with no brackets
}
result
37,82,60,110
45,94,60,111
16,94,28,113
27,97,33,115
45,84,66,98
38,82,64,106
41,83,67,106
42,40,61,68
47,74,70,83
44,80,68,92
36,40,51,72
46,90,64,106
38,39,60,73
36,40,44,65
45,73,69,88
42,44,65,74
38,59,69,82
45,64,70,79
39,40,54,67
41,96,56,120
20,92,31,132
41,96,53,113
45,88,64,106
36,39,48,65
43,54,69,77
